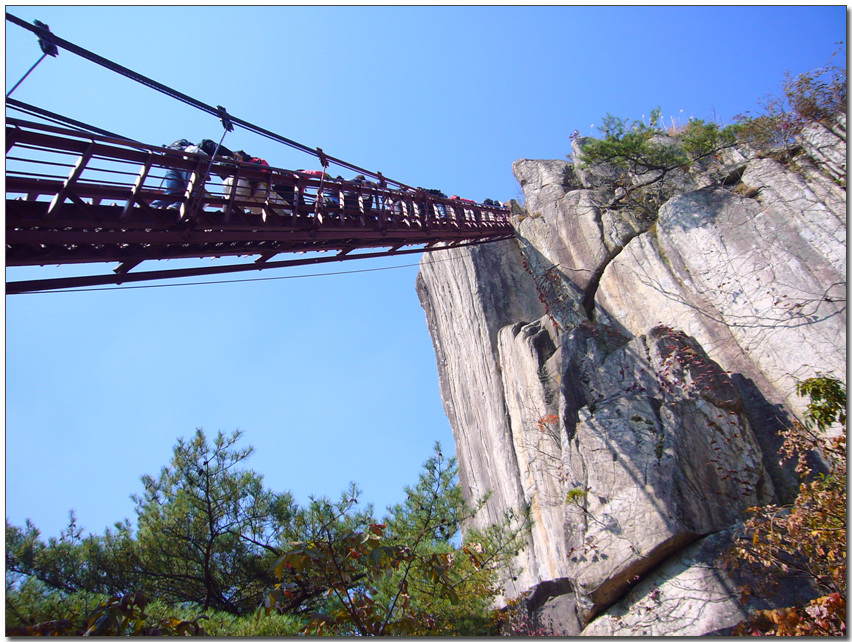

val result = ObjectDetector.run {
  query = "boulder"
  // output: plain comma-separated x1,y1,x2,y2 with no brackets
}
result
580,527,819,636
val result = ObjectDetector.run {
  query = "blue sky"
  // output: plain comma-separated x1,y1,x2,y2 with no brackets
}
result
5,5,846,539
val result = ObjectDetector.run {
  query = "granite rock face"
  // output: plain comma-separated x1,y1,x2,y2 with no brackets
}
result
416,240,548,598
416,116,845,634
560,324,774,624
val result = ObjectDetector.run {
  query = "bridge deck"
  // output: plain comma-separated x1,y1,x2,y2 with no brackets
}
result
6,118,515,283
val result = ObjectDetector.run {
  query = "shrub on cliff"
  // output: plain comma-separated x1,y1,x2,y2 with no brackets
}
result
577,47,847,184
734,45,846,154
577,107,738,176
725,375,846,636
573,107,739,219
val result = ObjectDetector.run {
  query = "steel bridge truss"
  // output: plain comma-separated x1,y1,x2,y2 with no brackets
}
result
6,117,515,292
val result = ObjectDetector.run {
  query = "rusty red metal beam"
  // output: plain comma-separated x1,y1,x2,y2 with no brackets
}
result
6,117,516,292
5,239,507,294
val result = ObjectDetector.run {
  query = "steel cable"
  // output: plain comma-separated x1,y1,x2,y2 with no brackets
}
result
6,12,410,188
6,97,138,142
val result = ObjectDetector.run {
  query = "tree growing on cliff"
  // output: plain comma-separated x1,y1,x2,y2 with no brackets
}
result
579,107,738,172
574,107,740,218
725,375,846,636
572,46,846,220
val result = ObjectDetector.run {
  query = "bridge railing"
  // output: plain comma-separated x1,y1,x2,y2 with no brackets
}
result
6,117,511,233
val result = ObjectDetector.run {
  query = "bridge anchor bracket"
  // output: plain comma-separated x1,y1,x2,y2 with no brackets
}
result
114,260,142,275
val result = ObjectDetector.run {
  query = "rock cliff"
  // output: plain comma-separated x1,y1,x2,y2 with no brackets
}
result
416,115,846,635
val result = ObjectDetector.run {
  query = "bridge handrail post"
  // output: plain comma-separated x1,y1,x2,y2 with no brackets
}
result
335,181,345,226
46,141,95,219
407,192,418,226
376,173,388,230
417,188,431,231
180,159,209,222
402,193,413,225
294,174,306,218
356,183,368,225
122,153,154,220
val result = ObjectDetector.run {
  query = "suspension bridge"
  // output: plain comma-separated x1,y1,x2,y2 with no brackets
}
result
5,14,516,294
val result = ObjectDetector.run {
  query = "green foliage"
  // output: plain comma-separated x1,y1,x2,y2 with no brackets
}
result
132,428,299,615
575,107,740,221
5,579,305,637
575,46,846,205
725,375,846,636
566,487,587,504
579,107,686,173
143,599,306,636
262,443,529,636
5,577,108,632
260,486,376,628
379,443,529,635
798,374,846,430
6,429,308,623
678,118,738,158
5,590,211,636
5,512,136,597
579,107,739,175
267,520,429,635
6,435,526,635
80,593,209,636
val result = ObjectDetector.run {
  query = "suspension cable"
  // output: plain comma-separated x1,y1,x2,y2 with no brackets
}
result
12,253,469,295
6,12,411,189
6,97,139,142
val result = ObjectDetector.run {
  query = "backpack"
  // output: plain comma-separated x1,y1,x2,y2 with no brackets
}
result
246,157,271,191
166,139,193,151
250,158,271,180
199,139,234,158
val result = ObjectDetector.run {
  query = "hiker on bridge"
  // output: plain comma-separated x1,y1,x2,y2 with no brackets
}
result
222,151,288,218
151,139,209,209
152,138,240,210
343,174,374,219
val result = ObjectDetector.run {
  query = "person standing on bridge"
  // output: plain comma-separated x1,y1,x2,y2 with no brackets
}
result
151,139,209,209
343,174,374,219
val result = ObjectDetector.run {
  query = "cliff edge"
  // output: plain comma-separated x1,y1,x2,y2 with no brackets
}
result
416,115,846,635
